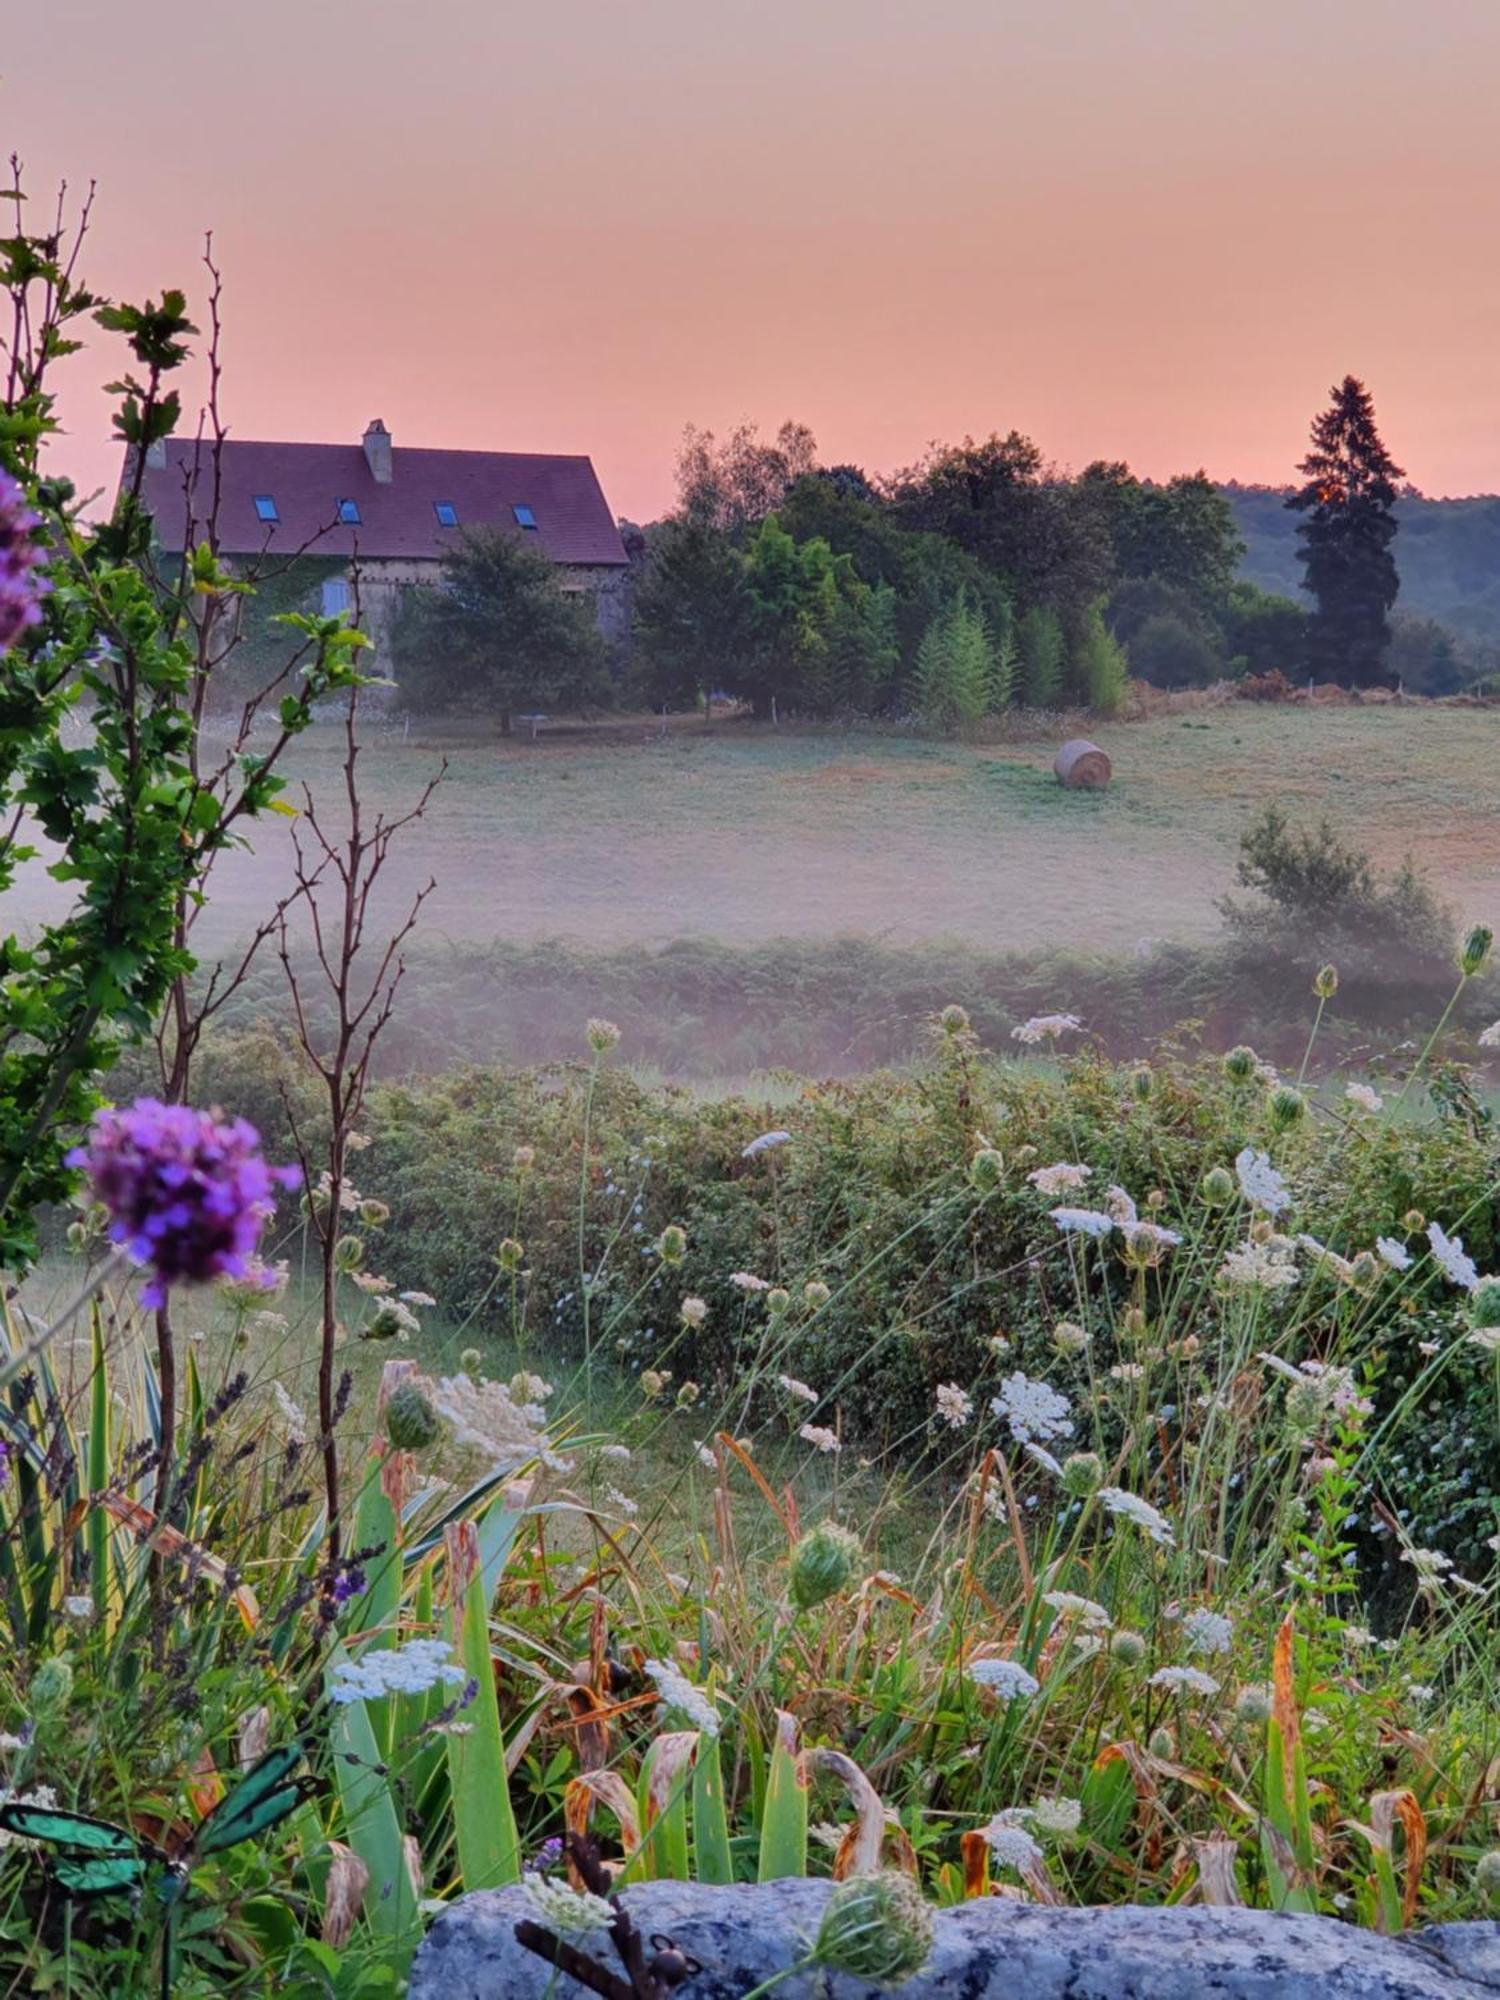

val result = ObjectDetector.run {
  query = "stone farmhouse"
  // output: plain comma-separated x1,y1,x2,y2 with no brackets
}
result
135,419,632,651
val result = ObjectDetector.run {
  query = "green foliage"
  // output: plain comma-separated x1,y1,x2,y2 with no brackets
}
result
1287,376,1405,688
1078,598,1130,715
633,515,754,708
911,594,991,732
1018,603,1065,708
389,528,609,724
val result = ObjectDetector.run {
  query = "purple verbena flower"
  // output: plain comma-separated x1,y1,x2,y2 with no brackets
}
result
68,1098,301,1308
528,1836,565,1875
0,1440,10,1490
0,473,46,656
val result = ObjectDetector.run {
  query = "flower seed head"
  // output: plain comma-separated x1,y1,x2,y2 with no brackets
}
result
385,1383,441,1453
1313,964,1339,1000
1460,925,1494,979
1201,1166,1235,1206
789,1519,862,1610
1223,1045,1258,1084
1267,1084,1306,1131
586,1017,622,1054
813,1870,934,1985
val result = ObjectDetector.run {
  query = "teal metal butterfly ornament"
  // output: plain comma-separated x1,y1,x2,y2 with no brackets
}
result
0,1743,310,1994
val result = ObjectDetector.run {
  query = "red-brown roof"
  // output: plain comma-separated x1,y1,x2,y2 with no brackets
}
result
134,435,629,565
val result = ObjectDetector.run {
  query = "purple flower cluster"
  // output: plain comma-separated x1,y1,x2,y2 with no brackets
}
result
0,473,45,656
70,1099,301,1308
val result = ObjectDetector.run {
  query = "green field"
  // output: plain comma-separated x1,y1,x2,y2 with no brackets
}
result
11,698,1499,965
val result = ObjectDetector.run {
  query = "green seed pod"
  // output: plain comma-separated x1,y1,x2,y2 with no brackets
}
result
360,1198,391,1227
765,1286,792,1317
658,1224,687,1267
1201,1165,1235,1206
1235,1682,1274,1725
1110,1629,1146,1665
1062,1451,1103,1497
804,1280,831,1309
812,1870,934,1987
939,1003,970,1035
1222,1045,1258,1084
789,1519,862,1611
1460,925,1494,979
496,1237,525,1274
1267,1084,1307,1131
31,1656,74,1710
333,1234,365,1274
1313,964,1339,1000
969,1148,1004,1192
385,1383,441,1453
1147,1726,1176,1760
459,1347,483,1376
1402,1209,1425,1233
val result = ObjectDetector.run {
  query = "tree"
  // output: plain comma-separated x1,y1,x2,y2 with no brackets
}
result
675,419,819,537
739,515,848,717
1018,604,1065,708
389,529,608,729
1078,599,1130,715
1081,463,1243,609
1128,611,1220,689
1287,376,1404,686
911,593,991,733
633,517,753,709
1220,580,1309,679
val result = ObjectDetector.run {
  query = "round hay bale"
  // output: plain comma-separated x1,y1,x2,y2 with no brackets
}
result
1054,738,1112,790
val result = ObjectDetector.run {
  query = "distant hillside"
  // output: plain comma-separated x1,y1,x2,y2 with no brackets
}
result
1224,484,1500,646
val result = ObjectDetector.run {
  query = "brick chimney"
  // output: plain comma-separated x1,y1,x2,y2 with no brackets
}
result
362,418,392,484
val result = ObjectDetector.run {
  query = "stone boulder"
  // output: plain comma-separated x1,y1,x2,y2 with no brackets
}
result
409,1878,1500,1998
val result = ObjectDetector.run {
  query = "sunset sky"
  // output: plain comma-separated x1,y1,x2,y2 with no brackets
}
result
14,0,1500,521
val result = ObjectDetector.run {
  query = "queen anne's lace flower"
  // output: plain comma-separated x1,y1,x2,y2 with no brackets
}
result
1027,1163,1091,1197
778,1374,819,1404
1376,1237,1412,1271
968,1658,1040,1701
1098,1486,1175,1545
1042,1591,1112,1630
935,1382,973,1428
991,1372,1074,1444
1181,1608,1234,1656
1032,1795,1082,1837
70,1100,300,1309
983,1814,1043,1869
329,1638,466,1703
1428,1221,1480,1293
1235,1147,1291,1215
1011,1013,1081,1046
1049,1207,1116,1239
645,1658,721,1737
1148,1666,1221,1697
798,1423,841,1454
431,1373,571,1473
521,1872,615,1936
1478,1020,1500,1049
1345,1082,1383,1113
1218,1237,1299,1291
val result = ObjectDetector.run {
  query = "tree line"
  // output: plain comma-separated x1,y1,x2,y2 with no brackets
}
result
392,379,1439,722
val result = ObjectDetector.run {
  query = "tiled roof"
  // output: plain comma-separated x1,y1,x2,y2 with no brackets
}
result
134,435,629,565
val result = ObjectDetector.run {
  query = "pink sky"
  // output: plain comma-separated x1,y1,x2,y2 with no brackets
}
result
15,0,1500,521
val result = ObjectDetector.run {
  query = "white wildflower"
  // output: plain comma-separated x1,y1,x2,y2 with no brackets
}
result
1218,1237,1299,1291
729,1271,771,1293
1042,1591,1112,1630
991,1372,1074,1444
1032,1795,1083,1838
1405,1683,1437,1704
1235,1147,1292,1215
1428,1222,1480,1293
680,1296,709,1327
1345,1083,1383,1113
1025,1443,1063,1477
605,1487,638,1518
645,1658,720,1737
271,1380,309,1445
400,1290,438,1307
1478,1020,1500,1048
1049,1207,1116,1239
1098,1486,1175,1546
522,1873,615,1937
1108,1363,1145,1383
1051,1320,1089,1354
741,1130,792,1158
1402,1547,1453,1583
777,1374,819,1404
1181,1608,1234,1656
983,1815,1044,1869
431,1372,571,1474
329,1639,466,1704
1149,1666,1221,1698
694,1442,717,1469
968,1658,1040,1702
1376,1237,1412,1271
798,1423,841,1454
935,1383,973,1429
1011,1013,1082,1046
1027,1163,1092,1197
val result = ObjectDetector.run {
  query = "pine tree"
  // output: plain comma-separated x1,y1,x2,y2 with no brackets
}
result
986,597,1018,711
1019,604,1065,709
1080,600,1130,715
913,594,989,732
1286,376,1404,687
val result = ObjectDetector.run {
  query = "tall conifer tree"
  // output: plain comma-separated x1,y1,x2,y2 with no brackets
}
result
1286,376,1404,687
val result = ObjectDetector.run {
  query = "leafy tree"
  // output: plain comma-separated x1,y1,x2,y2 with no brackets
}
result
1082,463,1243,609
1287,376,1404,686
1078,599,1130,715
1127,611,1220,689
911,593,991,733
1387,613,1472,697
675,419,819,537
390,529,608,729
1018,604,1065,708
739,515,850,717
1220,580,1309,679
633,517,753,708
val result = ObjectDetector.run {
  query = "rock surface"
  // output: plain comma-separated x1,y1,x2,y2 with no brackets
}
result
410,1879,1500,1998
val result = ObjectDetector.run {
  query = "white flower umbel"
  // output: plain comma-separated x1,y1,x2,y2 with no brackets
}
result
983,1813,1044,1870
1042,1591,1112,1630
1049,1207,1116,1239
1218,1237,1299,1291
1181,1608,1233,1656
1032,1795,1083,1838
777,1374,819,1404
329,1638,466,1704
1098,1486,1175,1546
1345,1083,1383,1113
968,1658,1040,1702
1235,1147,1292,1215
1011,1013,1082,1046
1148,1666,1221,1698
991,1371,1074,1444
432,1372,571,1474
645,1657,721,1737
798,1423,841,1454
1026,1162,1092,1197
935,1382,973,1429
1479,1020,1500,1049
729,1271,771,1292
1428,1221,1480,1293
522,1873,616,1938
1375,1237,1412,1271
